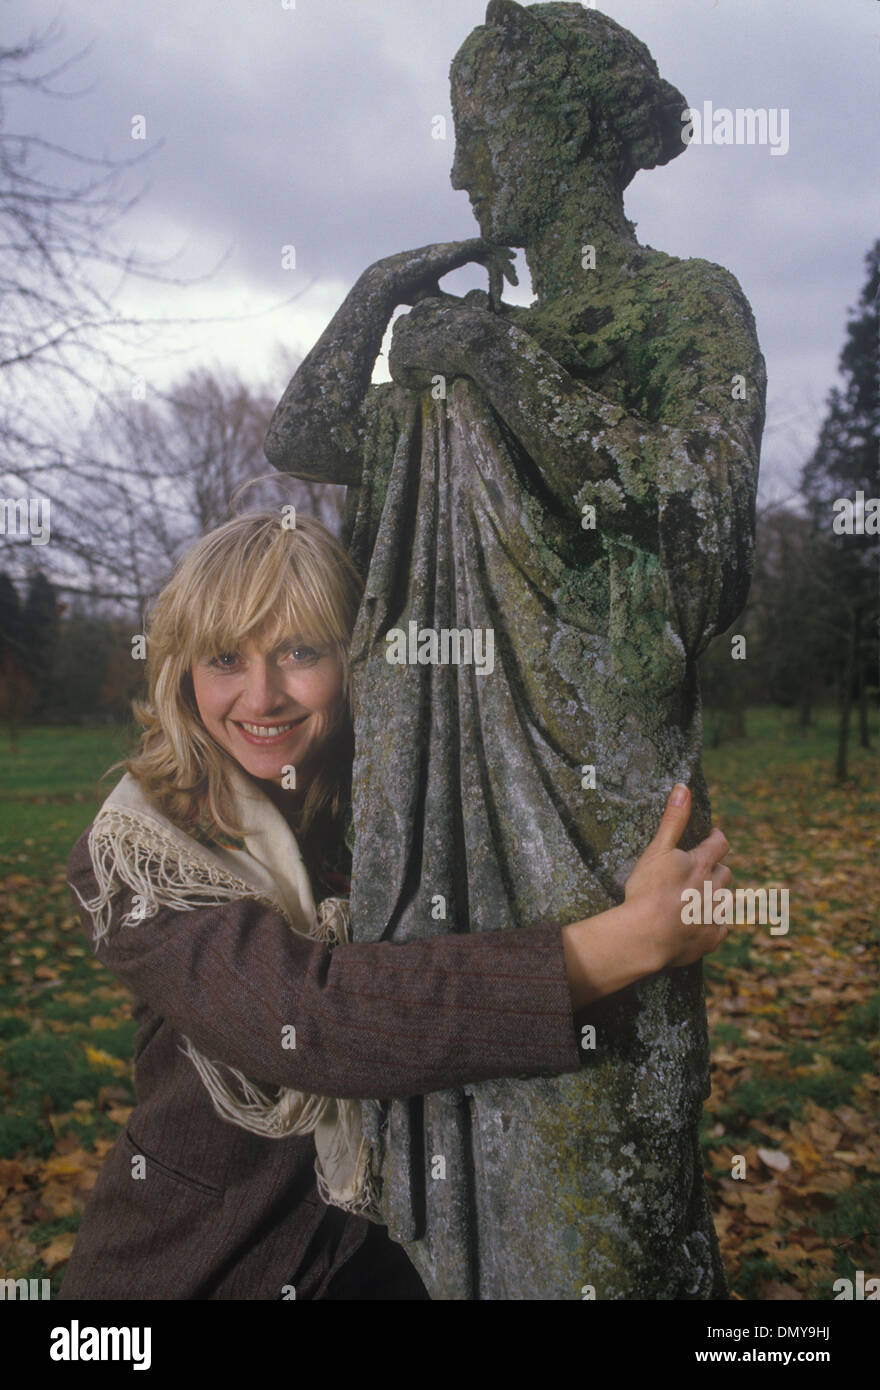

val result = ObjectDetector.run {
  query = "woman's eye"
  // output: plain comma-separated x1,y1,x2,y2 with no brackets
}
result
287,645,319,664
210,652,240,670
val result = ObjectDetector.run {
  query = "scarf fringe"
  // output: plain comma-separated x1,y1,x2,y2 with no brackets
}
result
77,788,383,1221
313,1149,384,1216
176,898,356,1141
83,807,266,945
180,1038,332,1136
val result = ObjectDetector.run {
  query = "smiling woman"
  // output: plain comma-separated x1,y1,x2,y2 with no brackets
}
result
58,507,731,1301
123,512,360,844
191,633,344,800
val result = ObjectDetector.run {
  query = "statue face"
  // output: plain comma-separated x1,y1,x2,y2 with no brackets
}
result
450,29,595,245
450,69,562,246
450,114,506,239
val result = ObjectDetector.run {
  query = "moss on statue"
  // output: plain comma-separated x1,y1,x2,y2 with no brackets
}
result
264,0,764,1299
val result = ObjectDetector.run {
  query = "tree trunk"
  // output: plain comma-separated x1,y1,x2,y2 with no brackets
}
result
726,705,747,739
857,624,871,748
835,612,856,782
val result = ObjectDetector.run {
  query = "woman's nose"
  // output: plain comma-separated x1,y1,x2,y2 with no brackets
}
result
240,658,286,715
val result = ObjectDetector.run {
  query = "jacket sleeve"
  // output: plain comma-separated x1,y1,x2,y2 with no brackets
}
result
67,831,582,1101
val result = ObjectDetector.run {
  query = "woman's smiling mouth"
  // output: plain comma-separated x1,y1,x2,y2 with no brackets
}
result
235,716,309,744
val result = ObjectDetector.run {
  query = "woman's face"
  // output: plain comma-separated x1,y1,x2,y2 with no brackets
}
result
190,626,345,789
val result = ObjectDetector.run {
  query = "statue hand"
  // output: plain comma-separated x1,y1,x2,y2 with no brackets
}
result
468,242,518,312
388,294,491,391
367,239,516,310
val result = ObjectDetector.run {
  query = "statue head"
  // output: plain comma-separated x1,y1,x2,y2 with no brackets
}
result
450,1,688,244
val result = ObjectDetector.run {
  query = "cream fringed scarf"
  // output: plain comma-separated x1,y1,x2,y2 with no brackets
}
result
72,765,382,1221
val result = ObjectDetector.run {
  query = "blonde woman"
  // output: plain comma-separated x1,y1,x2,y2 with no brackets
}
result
60,511,731,1301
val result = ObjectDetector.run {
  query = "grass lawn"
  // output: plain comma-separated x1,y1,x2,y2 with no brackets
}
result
701,706,879,1300
0,710,876,1298
0,725,133,872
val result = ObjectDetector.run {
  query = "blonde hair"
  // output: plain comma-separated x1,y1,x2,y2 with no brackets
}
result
125,511,363,839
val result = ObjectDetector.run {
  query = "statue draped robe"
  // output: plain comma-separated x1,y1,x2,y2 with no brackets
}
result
341,364,742,1299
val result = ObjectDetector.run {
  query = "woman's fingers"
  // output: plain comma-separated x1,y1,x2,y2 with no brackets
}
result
694,827,730,874
704,922,729,955
643,783,692,856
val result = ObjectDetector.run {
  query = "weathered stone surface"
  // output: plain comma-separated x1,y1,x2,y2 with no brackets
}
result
265,1,765,1299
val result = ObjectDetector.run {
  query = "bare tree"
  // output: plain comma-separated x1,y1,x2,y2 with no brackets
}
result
0,22,331,604
0,20,172,518
59,366,344,609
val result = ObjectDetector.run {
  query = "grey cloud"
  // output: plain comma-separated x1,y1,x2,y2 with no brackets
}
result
5,0,878,501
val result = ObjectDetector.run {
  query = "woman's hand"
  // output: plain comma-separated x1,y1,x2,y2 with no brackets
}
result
623,783,731,970
561,784,731,1009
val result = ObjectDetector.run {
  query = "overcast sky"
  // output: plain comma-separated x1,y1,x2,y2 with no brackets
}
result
6,0,879,505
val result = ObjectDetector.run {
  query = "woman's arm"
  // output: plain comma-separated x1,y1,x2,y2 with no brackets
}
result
67,789,726,1102
263,240,516,486
68,843,581,1101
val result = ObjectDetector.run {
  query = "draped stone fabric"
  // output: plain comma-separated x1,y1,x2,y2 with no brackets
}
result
343,375,729,1299
261,1,765,1300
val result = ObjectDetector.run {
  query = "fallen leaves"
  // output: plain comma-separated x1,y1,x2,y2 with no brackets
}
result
757,1148,791,1173
0,1139,109,1279
83,1045,128,1077
0,853,134,1286
41,1232,76,1272
703,748,879,1300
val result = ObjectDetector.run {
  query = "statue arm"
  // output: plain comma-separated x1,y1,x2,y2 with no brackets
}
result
388,294,658,510
389,275,765,651
264,241,512,487
264,264,396,488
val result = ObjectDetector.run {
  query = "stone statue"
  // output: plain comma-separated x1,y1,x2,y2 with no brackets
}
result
265,1,765,1299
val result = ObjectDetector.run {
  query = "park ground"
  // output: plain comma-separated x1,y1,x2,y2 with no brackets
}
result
0,711,877,1298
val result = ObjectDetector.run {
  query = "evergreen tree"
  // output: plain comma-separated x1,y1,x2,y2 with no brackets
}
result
0,572,29,739
801,241,880,778
0,573,22,650
20,572,59,719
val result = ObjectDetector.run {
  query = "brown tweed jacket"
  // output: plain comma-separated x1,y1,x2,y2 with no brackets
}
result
59,830,582,1300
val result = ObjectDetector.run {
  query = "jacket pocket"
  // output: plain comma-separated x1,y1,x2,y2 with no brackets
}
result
123,1127,224,1200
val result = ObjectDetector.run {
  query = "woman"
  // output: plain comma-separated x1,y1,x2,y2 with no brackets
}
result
58,509,731,1301
264,2,763,1298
